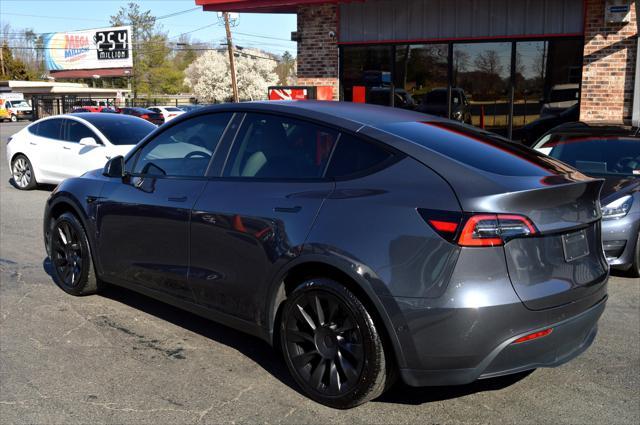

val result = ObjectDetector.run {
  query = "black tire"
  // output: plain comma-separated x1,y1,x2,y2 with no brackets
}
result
49,212,98,296
280,278,393,409
10,114,17,122
627,232,640,278
11,154,37,190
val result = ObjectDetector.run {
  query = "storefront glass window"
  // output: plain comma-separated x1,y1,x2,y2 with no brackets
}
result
341,45,393,104
340,38,583,138
513,39,583,132
452,42,512,133
394,44,448,112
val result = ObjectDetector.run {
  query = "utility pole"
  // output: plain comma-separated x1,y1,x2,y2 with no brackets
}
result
223,12,239,103
0,45,5,77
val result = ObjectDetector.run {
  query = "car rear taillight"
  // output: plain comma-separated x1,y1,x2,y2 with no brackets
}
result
140,114,149,119
419,210,537,246
458,214,537,247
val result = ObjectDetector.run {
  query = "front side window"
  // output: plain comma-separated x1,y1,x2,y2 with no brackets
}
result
224,113,337,179
132,113,232,177
36,119,63,140
63,119,99,143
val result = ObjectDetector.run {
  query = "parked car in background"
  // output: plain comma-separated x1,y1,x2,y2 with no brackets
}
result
119,107,165,126
148,106,185,122
100,108,119,113
178,104,204,113
43,102,607,408
533,125,640,275
540,84,580,117
7,113,156,190
416,88,471,124
71,108,94,113
367,87,417,110
512,104,579,146
1,95,33,122
73,100,113,113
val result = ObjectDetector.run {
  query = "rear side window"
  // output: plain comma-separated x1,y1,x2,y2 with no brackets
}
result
36,119,63,140
27,122,40,136
326,133,394,178
62,119,98,143
380,121,566,176
224,113,337,179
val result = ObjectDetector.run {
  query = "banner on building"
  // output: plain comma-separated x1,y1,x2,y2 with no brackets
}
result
44,26,133,71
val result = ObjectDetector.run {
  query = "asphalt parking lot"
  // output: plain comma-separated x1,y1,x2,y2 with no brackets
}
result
0,120,639,424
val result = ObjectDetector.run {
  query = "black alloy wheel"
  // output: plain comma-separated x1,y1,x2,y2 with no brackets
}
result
52,220,83,288
280,279,393,409
50,212,99,296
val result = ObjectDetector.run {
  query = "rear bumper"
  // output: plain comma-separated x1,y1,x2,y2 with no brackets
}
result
398,295,606,387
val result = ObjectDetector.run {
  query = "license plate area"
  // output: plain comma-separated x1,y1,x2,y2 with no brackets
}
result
562,229,589,262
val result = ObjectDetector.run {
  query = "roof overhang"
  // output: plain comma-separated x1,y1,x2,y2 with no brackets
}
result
50,68,133,79
195,0,352,13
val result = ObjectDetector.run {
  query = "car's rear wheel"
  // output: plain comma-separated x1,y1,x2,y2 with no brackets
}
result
10,114,17,122
280,278,392,409
49,212,98,296
11,154,36,190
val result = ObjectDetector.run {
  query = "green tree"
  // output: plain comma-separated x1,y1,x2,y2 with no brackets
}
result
110,2,157,97
0,43,37,80
275,51,296,85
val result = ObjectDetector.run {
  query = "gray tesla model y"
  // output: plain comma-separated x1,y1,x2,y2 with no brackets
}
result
43,101,608,408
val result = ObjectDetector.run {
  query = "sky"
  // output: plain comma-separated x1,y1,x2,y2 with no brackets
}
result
0,0,298,56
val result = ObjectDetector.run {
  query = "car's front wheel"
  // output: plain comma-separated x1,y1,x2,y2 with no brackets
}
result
628,232,640,278
49,212,99,296
280,278,393,409
11,154,37,190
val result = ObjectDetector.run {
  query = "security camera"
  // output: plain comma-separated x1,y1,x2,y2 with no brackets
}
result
328,31,336,39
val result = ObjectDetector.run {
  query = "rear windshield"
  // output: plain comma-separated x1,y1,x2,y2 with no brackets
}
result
83,115,156,145
380,121,573,176
536,135,640,177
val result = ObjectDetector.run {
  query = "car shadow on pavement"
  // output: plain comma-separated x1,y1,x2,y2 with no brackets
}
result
376,370,533,405
41,257,301,395
7,178,56,191
42,256,533,406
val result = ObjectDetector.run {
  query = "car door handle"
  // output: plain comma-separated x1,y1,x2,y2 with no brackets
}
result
168,196,188,202
63,146,71,150
274,206,302,213
29,142,37,146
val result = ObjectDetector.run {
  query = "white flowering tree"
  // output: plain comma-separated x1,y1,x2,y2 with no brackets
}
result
184,49,278,102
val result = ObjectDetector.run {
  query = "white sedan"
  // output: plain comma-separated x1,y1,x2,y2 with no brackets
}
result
148,106,185,122
7,113,157,190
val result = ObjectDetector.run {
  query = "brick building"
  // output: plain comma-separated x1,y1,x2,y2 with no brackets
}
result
196,0,638,137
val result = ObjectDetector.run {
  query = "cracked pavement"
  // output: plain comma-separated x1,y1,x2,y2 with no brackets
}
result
1,122,639,424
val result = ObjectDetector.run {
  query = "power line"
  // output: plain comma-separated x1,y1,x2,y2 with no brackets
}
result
232,31,294,43
0,7,201,30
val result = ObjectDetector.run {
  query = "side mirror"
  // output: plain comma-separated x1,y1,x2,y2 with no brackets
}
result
79,137,100,147
103,155,125,178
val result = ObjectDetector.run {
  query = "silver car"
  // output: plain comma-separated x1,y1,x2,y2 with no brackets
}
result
534,126,640,276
